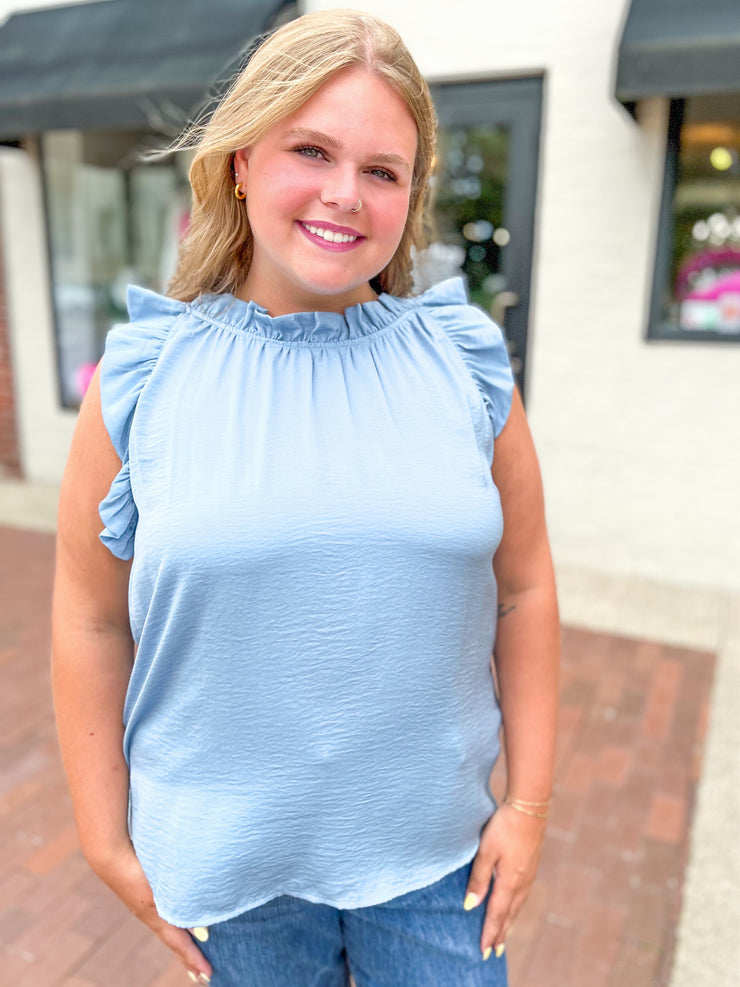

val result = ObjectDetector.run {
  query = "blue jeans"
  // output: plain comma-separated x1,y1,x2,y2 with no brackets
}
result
192,859,507,986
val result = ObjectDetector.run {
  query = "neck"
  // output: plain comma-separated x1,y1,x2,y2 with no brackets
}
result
236,271,378,317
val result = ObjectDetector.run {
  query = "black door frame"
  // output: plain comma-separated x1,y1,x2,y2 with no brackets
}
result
431,77,543,399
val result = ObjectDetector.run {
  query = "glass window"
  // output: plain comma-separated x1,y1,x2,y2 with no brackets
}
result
41,130,191,407
417,125,510,320
651,95,740,341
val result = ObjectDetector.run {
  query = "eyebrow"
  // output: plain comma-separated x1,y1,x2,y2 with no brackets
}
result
285,128,412,172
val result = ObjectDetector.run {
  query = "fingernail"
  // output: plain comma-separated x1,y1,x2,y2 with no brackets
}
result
482,946,493,961
495,943,506,958
192,926,209,942
463,892,479,911
198,976,211,985
188,975,198,984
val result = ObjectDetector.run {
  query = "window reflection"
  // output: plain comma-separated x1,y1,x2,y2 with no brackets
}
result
668,96,740,336
416,125,509,320
42,130,190,407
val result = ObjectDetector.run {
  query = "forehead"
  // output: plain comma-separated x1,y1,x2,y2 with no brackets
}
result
277,67,418,159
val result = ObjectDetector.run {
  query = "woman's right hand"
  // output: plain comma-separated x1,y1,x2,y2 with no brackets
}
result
90,842,213,984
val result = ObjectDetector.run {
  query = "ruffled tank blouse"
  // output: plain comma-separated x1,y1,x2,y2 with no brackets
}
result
98,277,515,927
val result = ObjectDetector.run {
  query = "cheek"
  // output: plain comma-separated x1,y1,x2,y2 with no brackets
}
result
266,161,317,207
248,161,314,223
376,191,412,243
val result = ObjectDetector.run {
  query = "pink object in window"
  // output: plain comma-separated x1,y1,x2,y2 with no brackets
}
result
685,268,740,301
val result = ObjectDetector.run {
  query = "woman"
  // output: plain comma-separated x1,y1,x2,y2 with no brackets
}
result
52,9,560,986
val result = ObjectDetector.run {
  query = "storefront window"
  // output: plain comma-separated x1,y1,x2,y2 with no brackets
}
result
417,125,509,320
651,95,740,341
41,130,191,407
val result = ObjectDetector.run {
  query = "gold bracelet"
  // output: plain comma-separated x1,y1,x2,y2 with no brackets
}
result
503,796,550,819
506,792,552,807
505,794,551,807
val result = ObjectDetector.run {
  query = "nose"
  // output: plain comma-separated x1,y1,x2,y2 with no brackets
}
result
320,167,361,213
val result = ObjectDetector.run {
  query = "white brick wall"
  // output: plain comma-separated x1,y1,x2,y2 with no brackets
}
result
0,146,77,482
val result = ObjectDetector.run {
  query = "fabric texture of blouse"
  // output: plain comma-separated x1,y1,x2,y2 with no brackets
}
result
98,276,515,927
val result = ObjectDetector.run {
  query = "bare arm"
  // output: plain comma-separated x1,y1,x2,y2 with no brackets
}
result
491,387,560,806
464,387,560,959
52,364,135,862
52,366,211,983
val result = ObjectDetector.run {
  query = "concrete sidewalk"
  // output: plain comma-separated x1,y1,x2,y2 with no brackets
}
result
1,477,738,986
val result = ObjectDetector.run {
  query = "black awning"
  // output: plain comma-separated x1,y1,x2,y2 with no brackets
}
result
616,0,740,103
0,0,291,138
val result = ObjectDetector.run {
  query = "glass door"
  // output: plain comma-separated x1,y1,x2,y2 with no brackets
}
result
427,78,543,397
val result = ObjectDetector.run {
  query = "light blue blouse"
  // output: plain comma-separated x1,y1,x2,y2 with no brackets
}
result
98,277,515,927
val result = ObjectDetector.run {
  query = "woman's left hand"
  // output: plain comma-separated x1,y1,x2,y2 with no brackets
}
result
463,802,548,958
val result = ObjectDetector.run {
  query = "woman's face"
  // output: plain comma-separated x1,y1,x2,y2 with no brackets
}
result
233,67,418,315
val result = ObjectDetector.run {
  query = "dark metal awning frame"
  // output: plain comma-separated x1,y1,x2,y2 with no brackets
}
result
616,0,740,105
0,0,293,138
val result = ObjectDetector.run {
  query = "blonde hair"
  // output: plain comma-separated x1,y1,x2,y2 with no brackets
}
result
166,8,437,302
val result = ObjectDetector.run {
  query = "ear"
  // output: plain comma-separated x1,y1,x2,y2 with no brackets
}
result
233,148,250,183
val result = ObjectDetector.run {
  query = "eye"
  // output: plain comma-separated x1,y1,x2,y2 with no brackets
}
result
368,167,398,183
293,144,326,160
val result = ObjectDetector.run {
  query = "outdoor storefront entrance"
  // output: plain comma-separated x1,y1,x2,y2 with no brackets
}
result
430,77,542,395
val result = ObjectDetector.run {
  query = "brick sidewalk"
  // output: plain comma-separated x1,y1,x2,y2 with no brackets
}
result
0,526,715,986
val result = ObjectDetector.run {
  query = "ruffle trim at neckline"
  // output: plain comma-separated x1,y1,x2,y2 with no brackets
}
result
125,277,469,344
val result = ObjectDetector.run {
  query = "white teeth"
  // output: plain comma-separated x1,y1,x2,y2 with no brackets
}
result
304,224,358,244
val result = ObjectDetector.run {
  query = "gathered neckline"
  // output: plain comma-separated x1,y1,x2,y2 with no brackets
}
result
124,277,469,345
190,290,411,343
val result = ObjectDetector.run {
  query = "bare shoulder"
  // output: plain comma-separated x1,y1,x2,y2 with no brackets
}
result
55,366,131,629
491,388,552,592
59,365,122,535
491,388,542,499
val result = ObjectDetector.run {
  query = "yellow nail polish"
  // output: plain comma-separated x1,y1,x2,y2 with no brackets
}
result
482,946,493,961
192,926,209,942
463,892,478,911
495,943,506,958
188,974,198,984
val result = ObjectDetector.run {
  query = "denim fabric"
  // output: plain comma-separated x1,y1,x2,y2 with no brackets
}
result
193,859,508,986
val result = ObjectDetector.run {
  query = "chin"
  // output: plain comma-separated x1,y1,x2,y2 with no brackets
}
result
303,276,375,300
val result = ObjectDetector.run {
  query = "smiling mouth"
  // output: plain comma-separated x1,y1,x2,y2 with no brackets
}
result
299,222,362,244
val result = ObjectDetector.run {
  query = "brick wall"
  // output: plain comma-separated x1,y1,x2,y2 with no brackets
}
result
0,241,22,477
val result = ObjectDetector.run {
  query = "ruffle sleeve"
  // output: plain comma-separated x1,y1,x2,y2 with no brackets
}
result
421,278,515,439
98,286,185,559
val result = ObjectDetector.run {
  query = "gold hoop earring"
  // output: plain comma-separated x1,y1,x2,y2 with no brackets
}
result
234,183,247,200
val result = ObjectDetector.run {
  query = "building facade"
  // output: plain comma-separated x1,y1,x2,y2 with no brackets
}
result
0,0,738,594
